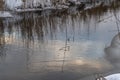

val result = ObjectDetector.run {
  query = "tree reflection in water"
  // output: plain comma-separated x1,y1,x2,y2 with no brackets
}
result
0,19,6,61
0,0,120,78
104,4,120,68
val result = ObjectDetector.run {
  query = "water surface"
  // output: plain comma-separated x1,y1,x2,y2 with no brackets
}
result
1,1,120,80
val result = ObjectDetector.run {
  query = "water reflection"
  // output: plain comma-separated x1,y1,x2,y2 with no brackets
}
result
0,19,6,62
0,0,120,80
104,5,120,68
105,32,120,67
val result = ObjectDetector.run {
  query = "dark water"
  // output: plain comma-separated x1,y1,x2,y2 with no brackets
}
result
0,0,120,80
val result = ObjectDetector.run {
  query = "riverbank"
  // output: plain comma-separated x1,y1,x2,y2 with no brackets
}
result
4,0,115,12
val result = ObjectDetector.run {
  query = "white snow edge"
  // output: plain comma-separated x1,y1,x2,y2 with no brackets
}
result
105,73,120,80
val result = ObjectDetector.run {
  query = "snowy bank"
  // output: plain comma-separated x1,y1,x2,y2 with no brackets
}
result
105,73,120,80
4,0,116,13
5,0,23,10
0,11,13,18
4,0,82,11
96,73,120,80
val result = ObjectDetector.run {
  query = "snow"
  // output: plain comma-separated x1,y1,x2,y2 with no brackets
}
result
15,6,56,12
15,5,69,13
0,11,13,18
17,0,52,8
68,0,77,2
5,0,23,10
105,73,120,80
3,0,89,11
5,0,53,10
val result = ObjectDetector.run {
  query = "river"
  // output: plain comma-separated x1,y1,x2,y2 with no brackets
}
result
0,0,120,80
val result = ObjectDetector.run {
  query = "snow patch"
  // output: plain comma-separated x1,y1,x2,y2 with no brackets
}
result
0,11,13,18
5,0,23,10
105,73,120,80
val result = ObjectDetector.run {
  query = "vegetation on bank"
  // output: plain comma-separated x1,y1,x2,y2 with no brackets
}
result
0,0,116,11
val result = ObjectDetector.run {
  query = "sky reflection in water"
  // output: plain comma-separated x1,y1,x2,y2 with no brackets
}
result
0,1,120,80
